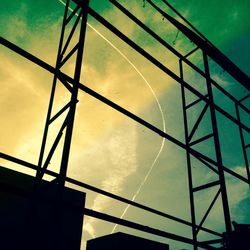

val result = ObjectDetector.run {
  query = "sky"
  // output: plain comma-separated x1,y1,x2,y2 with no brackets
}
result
0,0,250,249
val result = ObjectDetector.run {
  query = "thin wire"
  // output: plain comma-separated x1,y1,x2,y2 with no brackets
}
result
58,0,166,233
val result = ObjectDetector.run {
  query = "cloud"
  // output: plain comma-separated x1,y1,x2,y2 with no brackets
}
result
0,10,206,249
82,123,137,238
1,3,29,43
1,2,173,241
2,2,248,250
227,166,250,217
0,50,49,158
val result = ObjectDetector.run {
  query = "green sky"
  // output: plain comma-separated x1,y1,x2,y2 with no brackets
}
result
0,1,249,249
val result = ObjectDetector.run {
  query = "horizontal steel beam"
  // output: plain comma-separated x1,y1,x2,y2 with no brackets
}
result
147,0,250,90
0,152,222,237
84,208,217,249
1,37,249,185
83,8,250,131
109,0,249,114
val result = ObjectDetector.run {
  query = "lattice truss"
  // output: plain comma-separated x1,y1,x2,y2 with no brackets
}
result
0,0,249,249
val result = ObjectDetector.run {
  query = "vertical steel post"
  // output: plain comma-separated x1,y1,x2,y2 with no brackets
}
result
179,59,198,250
235,103,250,185
203,51,232,233
58,0,89,187
37,0,70,180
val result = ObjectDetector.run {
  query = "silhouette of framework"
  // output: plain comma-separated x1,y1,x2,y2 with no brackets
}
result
0,0,249,249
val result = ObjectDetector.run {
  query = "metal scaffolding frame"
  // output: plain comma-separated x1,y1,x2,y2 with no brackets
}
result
0,0,249,249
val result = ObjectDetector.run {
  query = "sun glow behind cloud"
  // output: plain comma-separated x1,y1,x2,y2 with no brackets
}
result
0,0,174,242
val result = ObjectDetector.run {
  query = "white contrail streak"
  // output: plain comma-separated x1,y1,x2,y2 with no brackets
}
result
58,0,166,234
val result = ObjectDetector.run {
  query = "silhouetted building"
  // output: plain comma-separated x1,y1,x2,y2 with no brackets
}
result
86,232,169,250
222,221,250,250
0,166,85,250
